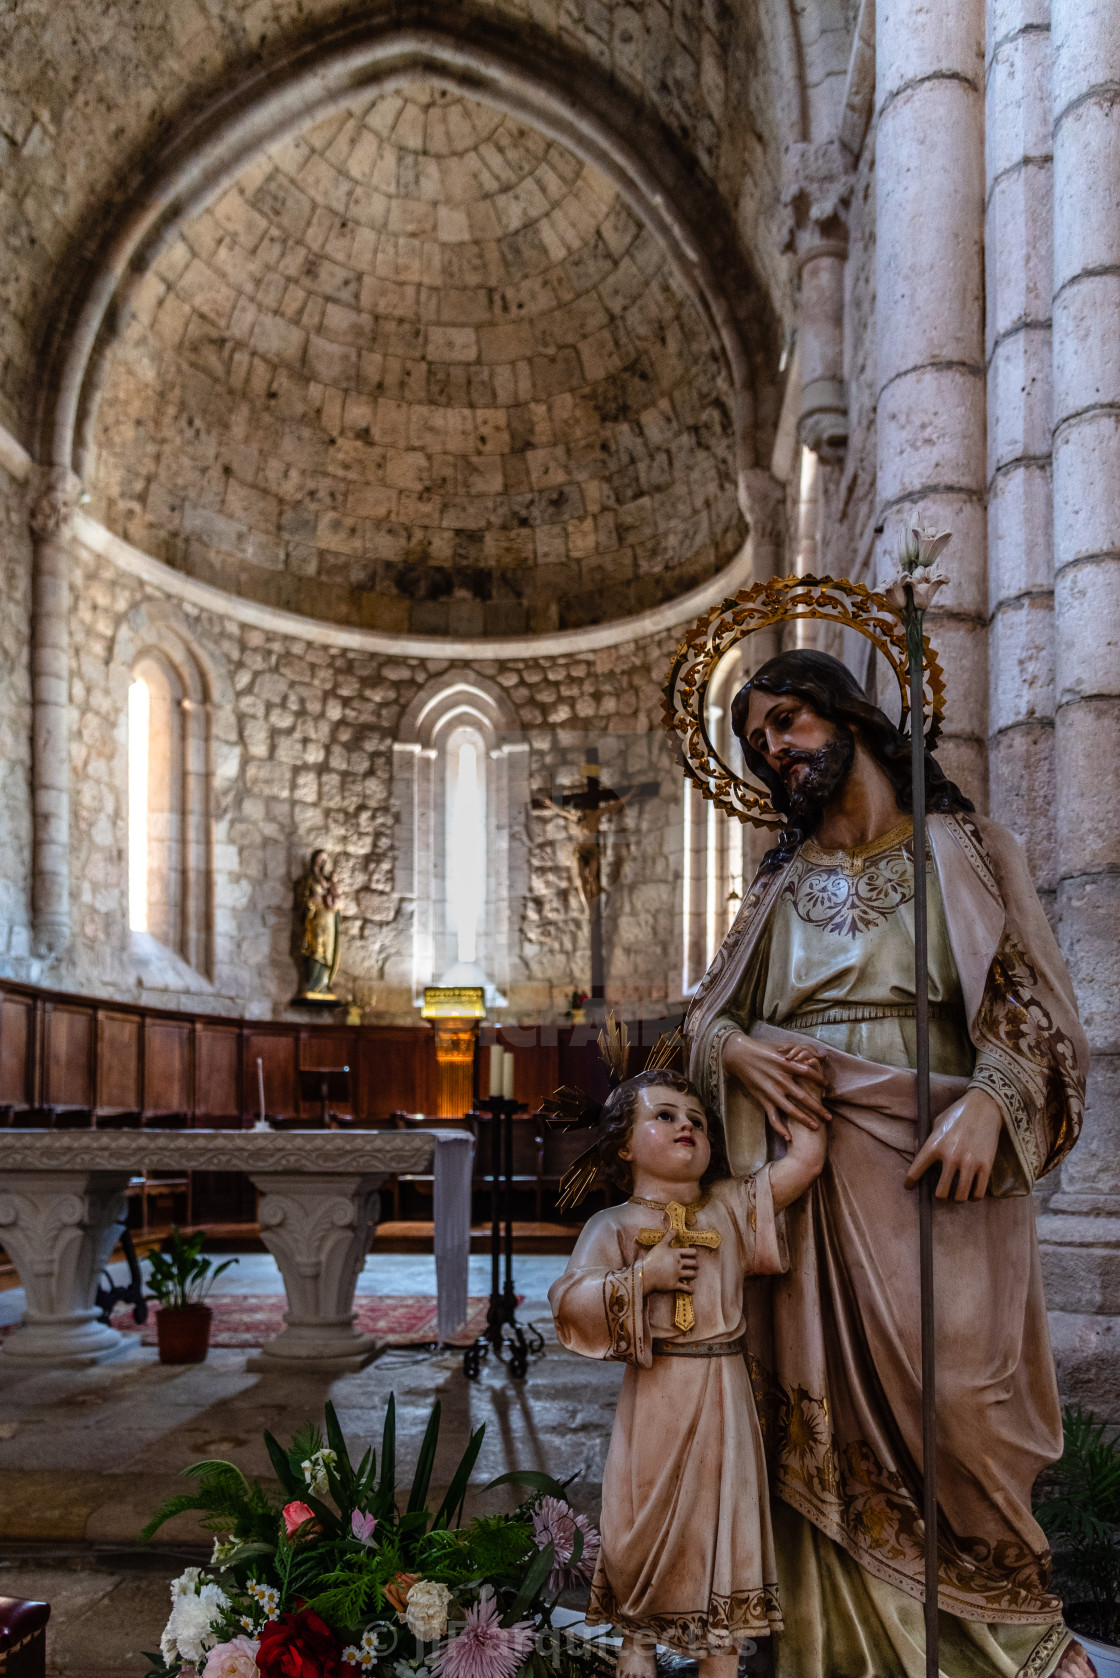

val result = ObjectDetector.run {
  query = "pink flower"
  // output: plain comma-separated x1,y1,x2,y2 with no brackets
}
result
531,1498,600,1593
431,1589,535,1678
281,1500,319,1540
201,1635,260,1677
351,1509,377,1546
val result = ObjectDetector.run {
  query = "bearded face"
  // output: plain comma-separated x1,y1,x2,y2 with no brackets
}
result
779,728,856,818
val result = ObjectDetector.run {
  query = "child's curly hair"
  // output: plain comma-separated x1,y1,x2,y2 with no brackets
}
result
595,1068,730,1196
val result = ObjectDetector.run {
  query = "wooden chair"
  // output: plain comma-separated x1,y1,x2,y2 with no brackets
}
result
0,1596,49,1678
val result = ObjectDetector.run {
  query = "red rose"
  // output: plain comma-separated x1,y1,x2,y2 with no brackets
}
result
255,1610,345,1678
280,1501,319,1540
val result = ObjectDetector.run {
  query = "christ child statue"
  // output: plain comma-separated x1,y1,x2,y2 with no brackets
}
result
548,1067,826,1678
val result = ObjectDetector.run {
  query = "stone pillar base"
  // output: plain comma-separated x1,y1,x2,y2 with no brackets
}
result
247,1172,384,1373
0,1171,131,1366
1048,1310,1120,1424
1040,1210,1120,1423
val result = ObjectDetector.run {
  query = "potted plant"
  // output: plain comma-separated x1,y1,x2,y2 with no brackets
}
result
146,1227,237,1365
1035,1406,1120,1676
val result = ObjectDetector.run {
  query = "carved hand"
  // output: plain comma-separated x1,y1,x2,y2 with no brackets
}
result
639,1240,698,1295
903,1087,1003,1201
721,1030,831,1140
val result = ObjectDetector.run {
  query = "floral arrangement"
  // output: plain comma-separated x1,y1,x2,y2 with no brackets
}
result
142,1396,607,1678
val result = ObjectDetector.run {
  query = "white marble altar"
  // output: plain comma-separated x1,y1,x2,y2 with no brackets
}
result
0,1129,474,1372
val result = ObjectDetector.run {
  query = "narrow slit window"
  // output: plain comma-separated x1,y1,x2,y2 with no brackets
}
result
128,676,150,931
447,731,487,965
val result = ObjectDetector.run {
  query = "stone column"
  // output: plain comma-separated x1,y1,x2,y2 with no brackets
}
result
985,0,1056,898
0,1172,131,1366
735,471,787,881
796,238,850,461
1042,0,1120,1321
875,0,988,804
29,467,82,958
247,1172,384,1373
783,140,852,464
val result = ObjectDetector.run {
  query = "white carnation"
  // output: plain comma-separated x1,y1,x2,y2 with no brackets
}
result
160,1579,230,1665
405,1579,453,1642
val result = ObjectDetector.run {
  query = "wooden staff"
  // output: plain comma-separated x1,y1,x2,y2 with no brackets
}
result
905,582,939,1678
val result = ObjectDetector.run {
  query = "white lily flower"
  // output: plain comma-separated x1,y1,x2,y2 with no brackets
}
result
884,572,948,614
896,521,952,574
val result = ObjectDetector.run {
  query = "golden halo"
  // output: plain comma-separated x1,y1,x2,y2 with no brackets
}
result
661,573,947,829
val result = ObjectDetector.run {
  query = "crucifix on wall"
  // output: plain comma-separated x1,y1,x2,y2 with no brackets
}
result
532,747,659,1003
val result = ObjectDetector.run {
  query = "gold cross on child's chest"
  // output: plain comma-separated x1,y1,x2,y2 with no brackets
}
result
635,1199,721,1332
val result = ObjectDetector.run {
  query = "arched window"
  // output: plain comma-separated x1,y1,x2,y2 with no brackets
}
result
445,726,488,966
128,653,185,947
124,637,214,977
394,674,526,1006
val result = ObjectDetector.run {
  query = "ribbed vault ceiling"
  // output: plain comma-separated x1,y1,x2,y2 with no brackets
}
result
90,83,745,635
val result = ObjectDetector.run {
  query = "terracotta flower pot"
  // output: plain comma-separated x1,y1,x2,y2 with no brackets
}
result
155,1303,212,1364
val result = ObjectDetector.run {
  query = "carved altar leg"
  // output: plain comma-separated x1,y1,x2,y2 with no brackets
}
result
0,1172,132,1366
247,1173,384,1373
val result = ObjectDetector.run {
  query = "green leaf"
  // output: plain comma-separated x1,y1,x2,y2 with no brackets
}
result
376,1395,397,1516
264,1430,306,1500
433,1424,486,1529
181,1458,253,1496
502,1540,554,1623
484,1470,569,1500
322,1402,359,1510
406,1401,442,1517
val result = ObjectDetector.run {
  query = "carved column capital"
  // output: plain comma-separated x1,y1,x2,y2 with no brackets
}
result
782,139,855,241
738,468,787,558
248,1171,385,1372
29,466,84,543
0,1171,131,1366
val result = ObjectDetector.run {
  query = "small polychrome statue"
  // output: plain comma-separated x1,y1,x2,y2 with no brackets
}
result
548,1067,826,1678
292,848,341,1003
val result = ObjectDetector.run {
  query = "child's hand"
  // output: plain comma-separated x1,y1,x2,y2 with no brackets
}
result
639,1239,699,1296
769,1112,829,1211
787,1111,829,1175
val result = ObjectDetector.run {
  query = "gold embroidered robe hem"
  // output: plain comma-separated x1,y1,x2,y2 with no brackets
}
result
772,1503,1071,1678
587,1579,783,1649
549,1174,787,1655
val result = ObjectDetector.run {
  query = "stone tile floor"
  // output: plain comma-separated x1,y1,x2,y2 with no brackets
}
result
0,1253,626,1676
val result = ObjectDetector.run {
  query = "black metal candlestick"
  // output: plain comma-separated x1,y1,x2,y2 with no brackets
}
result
462,1094,544,1381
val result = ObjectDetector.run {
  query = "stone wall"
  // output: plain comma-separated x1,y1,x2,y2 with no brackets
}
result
0,537,688,1020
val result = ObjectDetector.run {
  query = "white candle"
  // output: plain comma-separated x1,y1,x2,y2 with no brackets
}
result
502,1049,516,1101
489,1044,504,1096
257,1057,266,1122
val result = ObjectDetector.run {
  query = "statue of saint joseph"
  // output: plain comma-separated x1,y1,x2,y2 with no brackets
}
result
684,650,1093,1678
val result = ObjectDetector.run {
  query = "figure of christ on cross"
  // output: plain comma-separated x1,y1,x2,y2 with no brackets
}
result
532,746,659,1001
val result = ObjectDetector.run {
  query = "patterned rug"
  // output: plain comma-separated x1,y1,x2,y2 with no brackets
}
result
0,1295,495,1350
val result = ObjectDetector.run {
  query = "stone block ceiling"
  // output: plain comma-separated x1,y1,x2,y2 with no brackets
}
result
90,84,745,637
